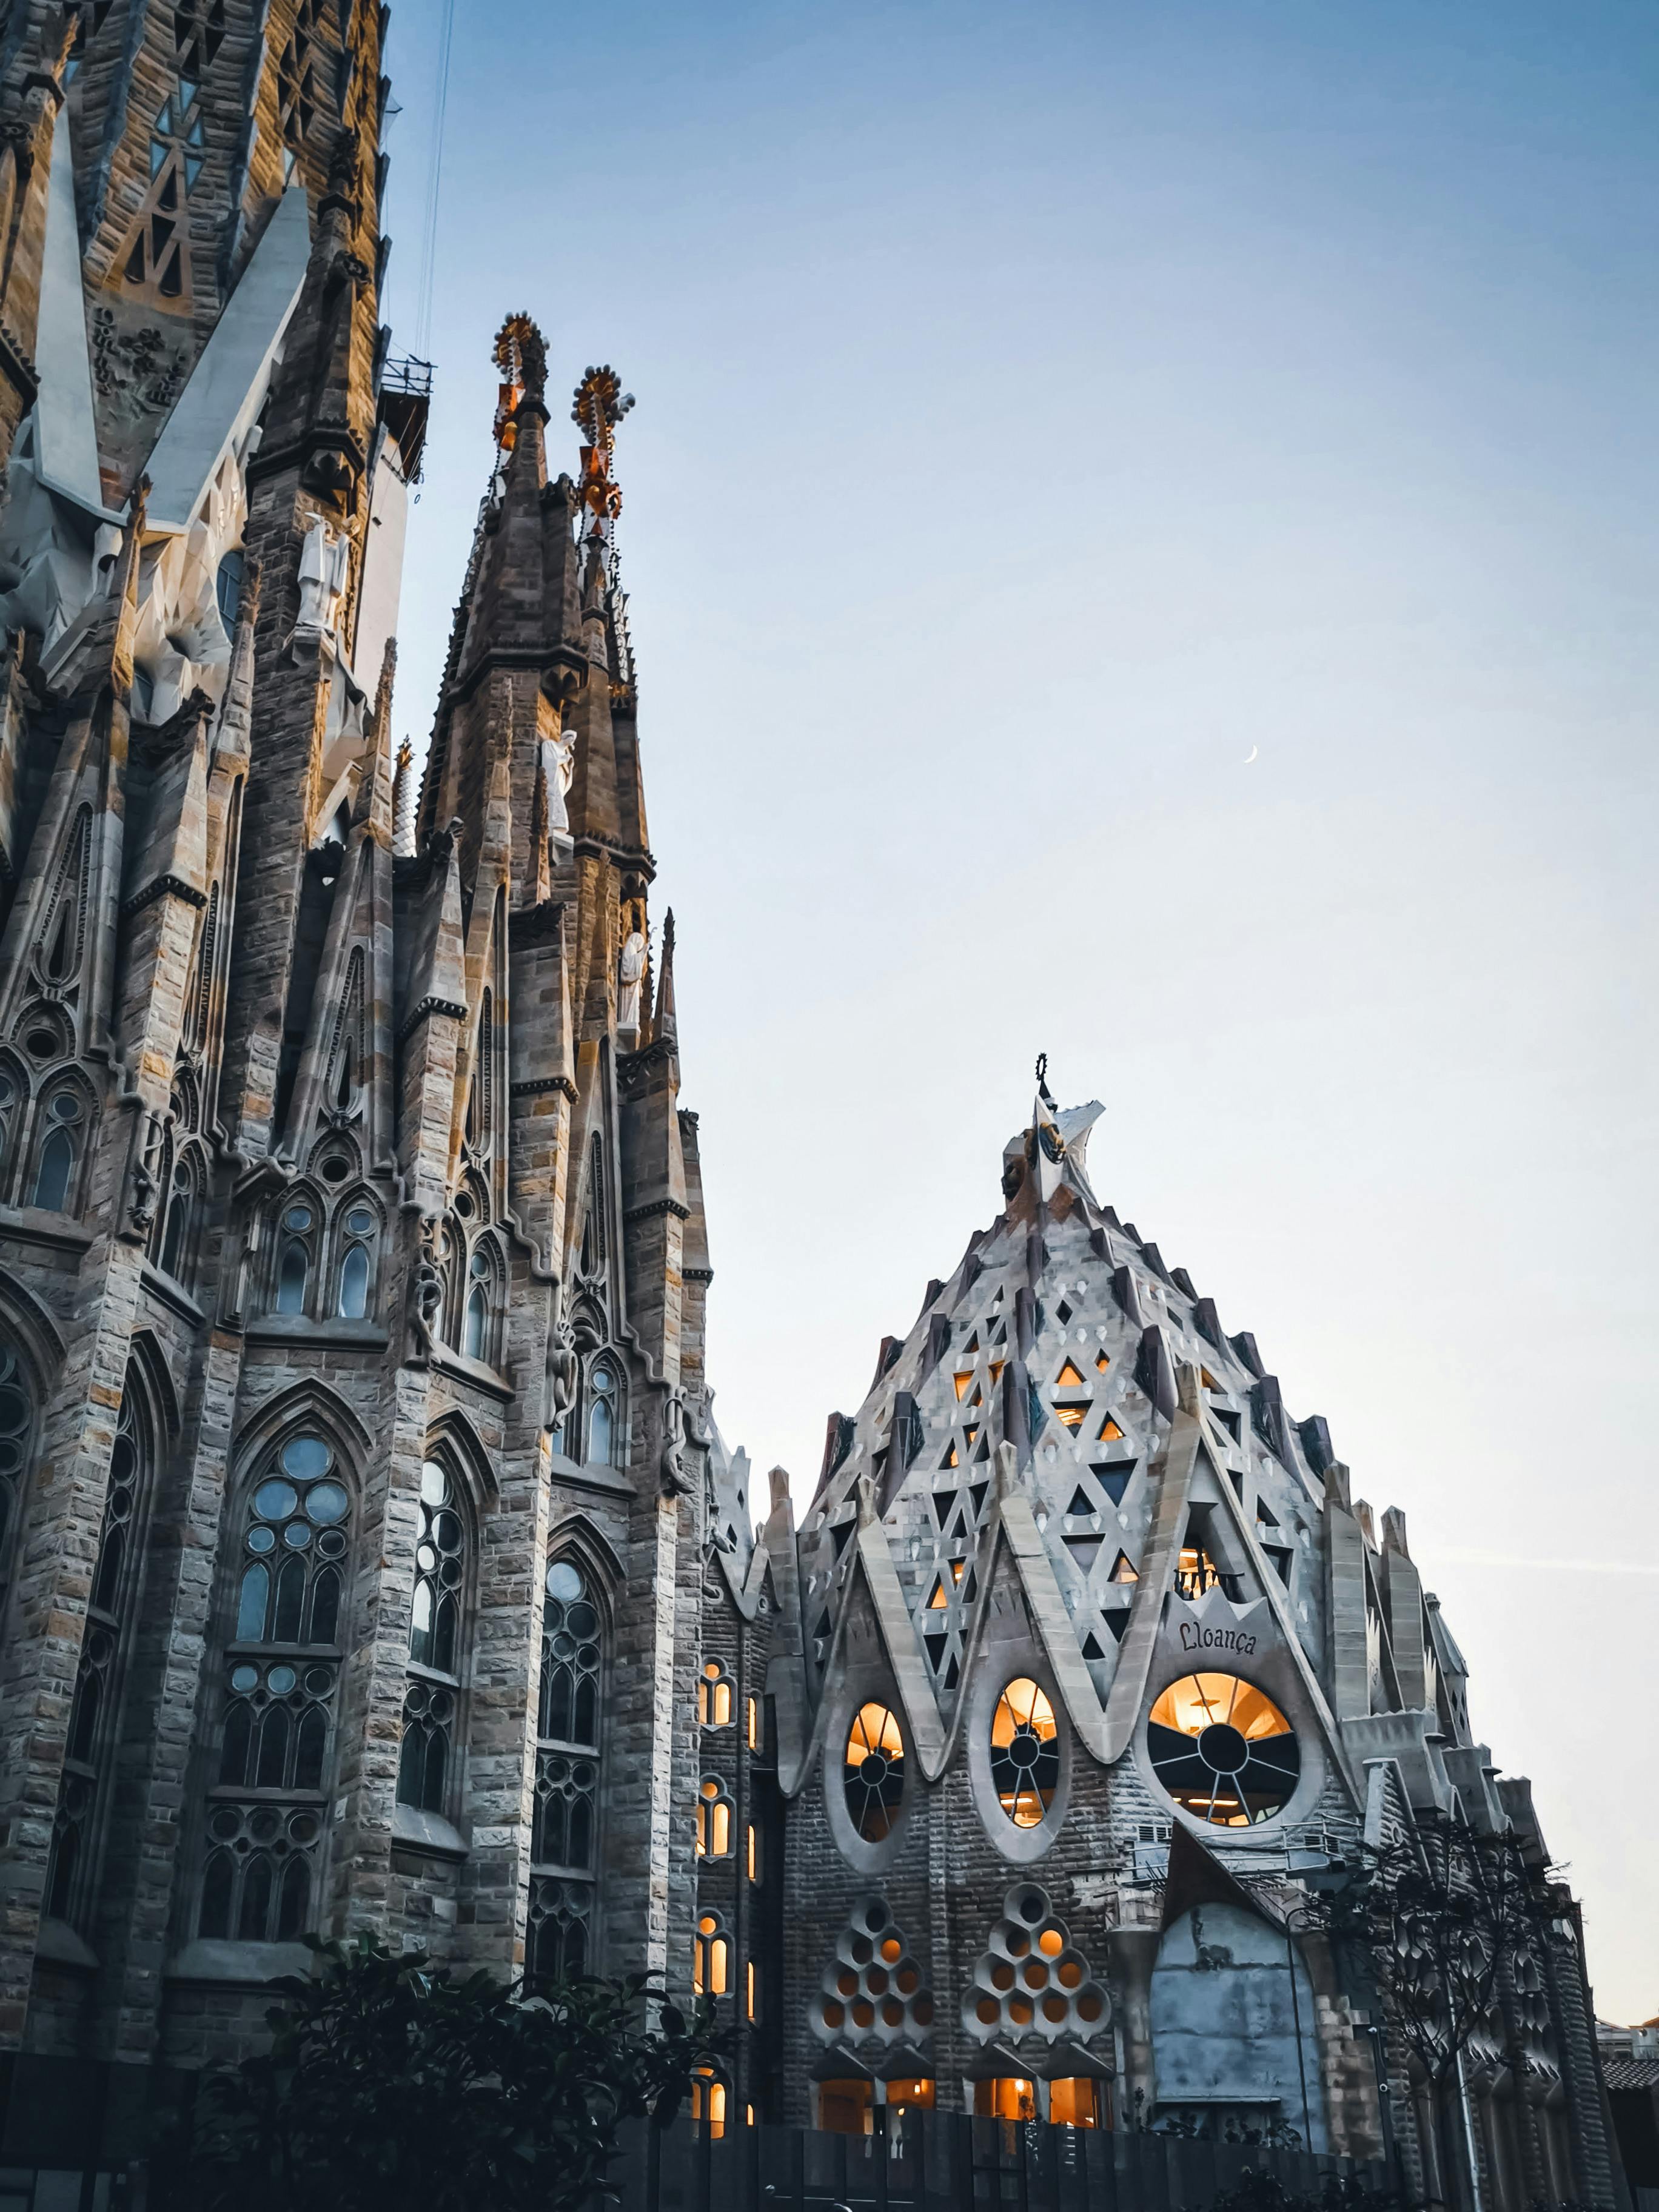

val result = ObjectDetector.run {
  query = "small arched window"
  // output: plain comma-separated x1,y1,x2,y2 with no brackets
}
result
689,2068,729,2138
843,1702,905,1842
32,1089,85,1211
335,1202,376,1319
463,1249,490,1360
215,547,244,631
275,1201,315,1315
990,1677,1060,1828
698,1660,734,1728
693,1911,731,1997
696,1777,734,1859
158,1146,203,1284
201,1431,350,1943
586,1362,617,1466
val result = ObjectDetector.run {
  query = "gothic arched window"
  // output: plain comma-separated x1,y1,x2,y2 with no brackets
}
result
158,1142,205,1285
693,1910,731,1997
696,1777,734,1860
46,1383,152,1928
530,1558,604,1988
843,1702,905,1842
201,1431,351,1943
333,1199,377,1320
586,1361,617,1466
990,1677,1059,1828
32,1087,88,1212
274,1199,316,1315
0,1062,22,1194
463,1251,490,1361
0,1332,35,1575
397,1458,468,1816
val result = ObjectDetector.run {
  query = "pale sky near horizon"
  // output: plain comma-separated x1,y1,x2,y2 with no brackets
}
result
379,1,1659,2022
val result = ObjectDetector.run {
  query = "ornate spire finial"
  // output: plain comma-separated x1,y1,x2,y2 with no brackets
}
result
572,364,634,523
491,313,548,448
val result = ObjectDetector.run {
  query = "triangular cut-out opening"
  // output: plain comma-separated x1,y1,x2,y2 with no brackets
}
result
963,1569,977,1602
1065,1536,1102,1575
927,1577,948,1611
1227,1470,1243,1500
971,1432,990,1462
1081,1631,1107,1661
831,1519,854,1557
1056,1359,1085,1388
930,1489,951,1525
1092,1463,1134,1507
939,1443,959,1470
1054,1403,1087,1430
1098,1415,1125,1442
1095,1352,1110,1373
948,1504,968,1537
813,1609,832,1642
988,1359,1006,1382
967,1386,982,1409
964,1331,980,1353
1214,1407,1241,1441
1105,1609,1130,1643
963,1424,980,1447
990,1318,1007,1346
944,1654,960,1689
1201,1367,1221,1390
1110,1551,1138,1584
1066,1487,1093,1518
925,1631,948,1672
953,1372,973,1401
968,1483,988,1517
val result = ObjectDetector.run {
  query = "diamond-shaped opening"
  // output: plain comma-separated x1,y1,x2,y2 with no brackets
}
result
1056,1300,1074,1327
1109,1551,1138,1584
1095,1352,1110,1373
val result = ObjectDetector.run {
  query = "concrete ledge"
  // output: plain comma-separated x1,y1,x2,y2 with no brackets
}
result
35,1915,98,1969
391,1803,469,1860
166,1938,315,1985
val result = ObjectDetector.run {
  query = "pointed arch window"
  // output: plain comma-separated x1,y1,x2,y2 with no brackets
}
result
586,1361,618,1467
273,1201,315,1315
32,1088,87,1212
531,1557,604,1987
46,1383,152,1929
463,1251,489,1361
0,1334,36,1600
202,1433,350,1943
397,1460,468,1816
0,1064,21,1195
157,1143,203,1285
334,1201,377,1320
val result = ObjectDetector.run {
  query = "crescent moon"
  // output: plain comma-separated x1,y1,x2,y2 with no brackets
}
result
1244,746,1259,764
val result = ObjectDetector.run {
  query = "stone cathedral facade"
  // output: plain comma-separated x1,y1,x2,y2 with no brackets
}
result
0,1,1627,2205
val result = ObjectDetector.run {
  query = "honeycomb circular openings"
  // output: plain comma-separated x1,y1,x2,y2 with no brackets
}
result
812,1895,934,2049
962,1883,1111,2048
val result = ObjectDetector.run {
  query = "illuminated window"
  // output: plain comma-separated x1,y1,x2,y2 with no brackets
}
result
1110,1550,1138,1584
953,1371,973,1400
990,1677,1059,1827
698,1660,734,1727
818,2079,874,2136
1050,2077,1109,2128
696,1776,733,1858
689,2068,727,2137
746,1694,760,1749
746,1822,758,1882
1055,1361,1085,1389
746,1957,757,2020
885,2077,936,2117
1098,1415,1124,1442
1054,1402,1088,1430
843,1702,904,1840
974,2077,1037,2122
693,1912,730,1996
1147,1673,1299,1826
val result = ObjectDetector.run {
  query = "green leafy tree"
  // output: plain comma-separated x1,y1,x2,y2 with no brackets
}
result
157,1934,725,2212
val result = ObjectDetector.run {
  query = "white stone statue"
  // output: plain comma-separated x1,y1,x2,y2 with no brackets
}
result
295,518,350,647
542,725,575,846
617,925,647,1034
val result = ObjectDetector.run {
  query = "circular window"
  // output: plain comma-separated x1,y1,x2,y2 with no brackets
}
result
283,1205,313,1235
546,1560,583,1603
990,1678,1059,1827
843,1701,904,1841
281,1436,330,1481
346,1206,375,1237
1147,1673,1300,1826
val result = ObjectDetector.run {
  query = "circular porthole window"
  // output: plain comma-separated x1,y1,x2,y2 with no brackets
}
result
843,1701,904,1840
1147,1672,1299,1826
990,1678,1059,1828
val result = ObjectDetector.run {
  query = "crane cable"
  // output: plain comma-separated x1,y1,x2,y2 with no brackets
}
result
412,0,457,364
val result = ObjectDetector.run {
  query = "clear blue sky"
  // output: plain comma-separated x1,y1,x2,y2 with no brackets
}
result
381,1,1659,2022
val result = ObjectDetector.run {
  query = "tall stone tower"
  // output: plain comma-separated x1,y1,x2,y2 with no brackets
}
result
0,0,713,2081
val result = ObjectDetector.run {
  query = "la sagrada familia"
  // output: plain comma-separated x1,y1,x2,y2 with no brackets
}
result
0,0,1628,2205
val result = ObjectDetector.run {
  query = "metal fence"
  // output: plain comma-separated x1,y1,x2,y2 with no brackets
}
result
603,2114,1390,2212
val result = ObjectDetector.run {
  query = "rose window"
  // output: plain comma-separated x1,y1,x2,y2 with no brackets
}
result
1147,1672,1299,1826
